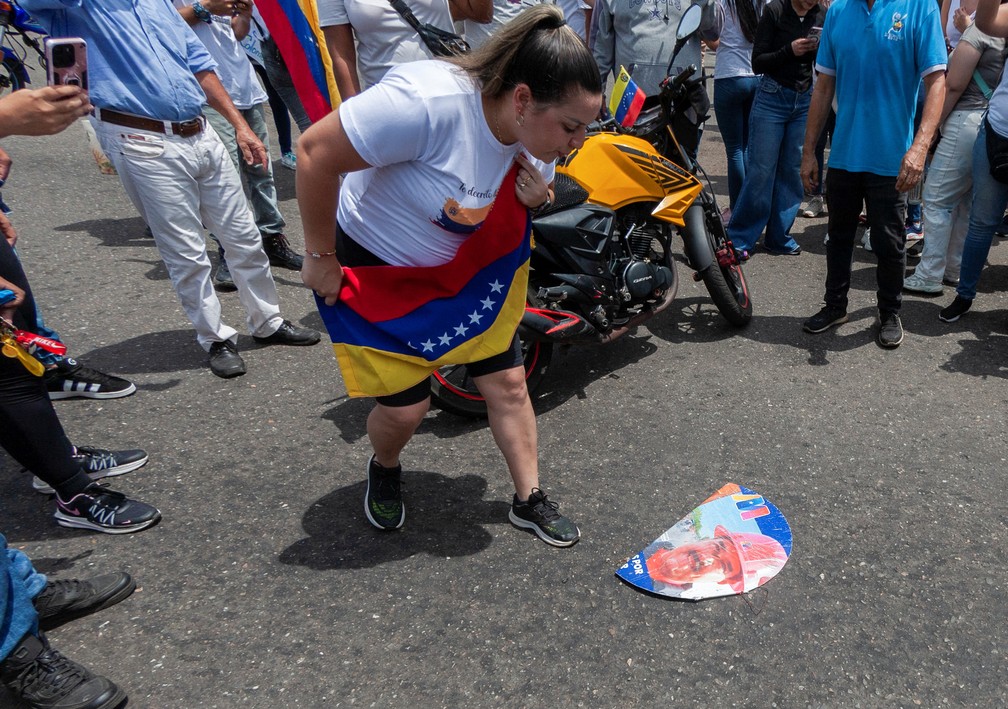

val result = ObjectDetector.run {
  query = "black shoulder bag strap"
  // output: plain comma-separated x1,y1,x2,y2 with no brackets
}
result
387,0,470,57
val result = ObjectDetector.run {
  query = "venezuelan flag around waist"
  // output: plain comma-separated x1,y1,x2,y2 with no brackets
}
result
255,0,340,122
609,66,646,128
315,166,531,398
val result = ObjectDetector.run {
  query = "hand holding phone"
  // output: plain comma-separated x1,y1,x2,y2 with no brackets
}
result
808,26,822,43
44,37,88,91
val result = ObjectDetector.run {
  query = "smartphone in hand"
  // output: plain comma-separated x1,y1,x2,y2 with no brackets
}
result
808,26,822,43
44,37,88,90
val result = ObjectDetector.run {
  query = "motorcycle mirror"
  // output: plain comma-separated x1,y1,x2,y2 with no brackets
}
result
666,4,703,76
676,4,703,40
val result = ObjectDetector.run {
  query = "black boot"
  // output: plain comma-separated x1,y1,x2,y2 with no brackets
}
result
0,633,126,709
262,233,304,270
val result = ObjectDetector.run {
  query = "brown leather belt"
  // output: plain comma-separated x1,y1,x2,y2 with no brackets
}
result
93,108,204,138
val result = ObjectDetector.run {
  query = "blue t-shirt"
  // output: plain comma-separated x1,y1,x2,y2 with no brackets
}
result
816,0,946,176
19,0,217,121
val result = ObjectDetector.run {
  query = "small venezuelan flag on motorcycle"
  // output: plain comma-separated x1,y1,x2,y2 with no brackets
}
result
608,66,646,128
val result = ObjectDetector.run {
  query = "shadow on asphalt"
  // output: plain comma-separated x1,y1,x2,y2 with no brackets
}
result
278,471,509,569
54,215,150,247
79,328,206,375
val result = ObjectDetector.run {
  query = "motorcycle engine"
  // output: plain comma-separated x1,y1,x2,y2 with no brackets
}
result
621,258,674,302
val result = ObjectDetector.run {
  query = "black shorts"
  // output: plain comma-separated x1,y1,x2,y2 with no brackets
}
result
336,224,524,408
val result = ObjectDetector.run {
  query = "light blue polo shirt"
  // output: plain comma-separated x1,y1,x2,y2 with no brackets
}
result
19,0,217,122
816,0,946,176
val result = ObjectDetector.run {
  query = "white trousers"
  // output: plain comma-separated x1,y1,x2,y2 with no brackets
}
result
94,117,283,349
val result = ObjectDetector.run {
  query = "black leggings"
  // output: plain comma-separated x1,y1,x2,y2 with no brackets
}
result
0,239,90,497
336,225,524,407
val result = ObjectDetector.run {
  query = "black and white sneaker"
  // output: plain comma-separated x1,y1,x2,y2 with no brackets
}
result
33,446,149,495
55,484,161,534
802,305,849,334
509,488,580,547
364,456,404,530
939,295,972,323
45,358,136,400
877,312,904,349
0,633,126,709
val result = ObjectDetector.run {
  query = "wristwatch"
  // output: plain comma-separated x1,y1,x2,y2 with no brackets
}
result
192,1,212,23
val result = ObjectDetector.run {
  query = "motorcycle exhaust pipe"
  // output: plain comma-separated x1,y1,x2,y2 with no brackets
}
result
520,307,598,342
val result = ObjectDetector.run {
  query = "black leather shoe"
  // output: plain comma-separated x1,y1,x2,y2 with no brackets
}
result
34,573,136,631
253,320,321,346
263,233,304,270
0,633,126,709
208,340,246,378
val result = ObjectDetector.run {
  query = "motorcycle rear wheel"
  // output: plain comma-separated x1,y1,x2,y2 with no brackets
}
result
699,203,752,326
430,328,554,418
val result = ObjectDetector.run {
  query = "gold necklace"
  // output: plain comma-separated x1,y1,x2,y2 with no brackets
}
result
492,107,506,144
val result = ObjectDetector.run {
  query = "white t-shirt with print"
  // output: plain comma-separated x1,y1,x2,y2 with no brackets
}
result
338,60,554,267
317,0,455,89
173,0,267,109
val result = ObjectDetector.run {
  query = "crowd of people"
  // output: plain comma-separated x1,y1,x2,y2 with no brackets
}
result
3,0,1008,705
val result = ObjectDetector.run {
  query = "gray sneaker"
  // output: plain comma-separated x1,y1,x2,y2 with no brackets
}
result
877,312,904,348
903,272,942,294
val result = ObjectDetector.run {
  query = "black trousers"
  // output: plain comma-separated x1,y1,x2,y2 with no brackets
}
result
824,168,908,316
0,238,89,496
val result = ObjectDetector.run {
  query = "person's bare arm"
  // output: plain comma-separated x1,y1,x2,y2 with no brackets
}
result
0,85,90,138
195,69,268,166
800,73,835,194
938,41,981,124
896,70,945,192
177,0,234,26
296,110,371,304
323,24,361,99
448,0,492,23
975,0,1008,38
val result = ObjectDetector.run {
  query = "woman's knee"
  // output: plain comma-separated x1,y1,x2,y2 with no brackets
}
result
475,367,528,407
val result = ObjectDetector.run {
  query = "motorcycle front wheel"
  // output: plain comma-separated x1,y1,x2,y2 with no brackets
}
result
699,203,752,326
430,330,554,418
0,57,25,97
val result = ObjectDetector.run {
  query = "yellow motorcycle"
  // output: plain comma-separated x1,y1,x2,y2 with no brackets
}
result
431,7,750,416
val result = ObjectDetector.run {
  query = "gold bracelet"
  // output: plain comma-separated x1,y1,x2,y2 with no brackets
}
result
306,250,337,259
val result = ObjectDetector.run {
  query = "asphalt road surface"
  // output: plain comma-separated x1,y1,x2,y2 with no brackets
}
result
0,85,1005,707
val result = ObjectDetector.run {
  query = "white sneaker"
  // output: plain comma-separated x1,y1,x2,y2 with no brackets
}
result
280,151,297,171
861,228,872,251
801,194,825,218
903,271,942,294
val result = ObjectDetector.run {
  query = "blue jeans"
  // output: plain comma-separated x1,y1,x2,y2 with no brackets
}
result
958,121,1008,301
1,534,46,662
728,77,810,252
713,76,758,209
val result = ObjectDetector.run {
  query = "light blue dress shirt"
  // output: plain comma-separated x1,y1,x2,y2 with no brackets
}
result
20,0,218,121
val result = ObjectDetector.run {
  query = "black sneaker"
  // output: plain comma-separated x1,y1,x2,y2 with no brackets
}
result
33,572,136,631
213,251,237,292
939,295,972,322
208,340,246,378
509,488,580,547
45,358,136,401
0,634,126,709
364,456,404,530
803,305,849,334
252,320,321,346
55,484,161,534
263,233,304,270
33,446,149,495
877,312,904,349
